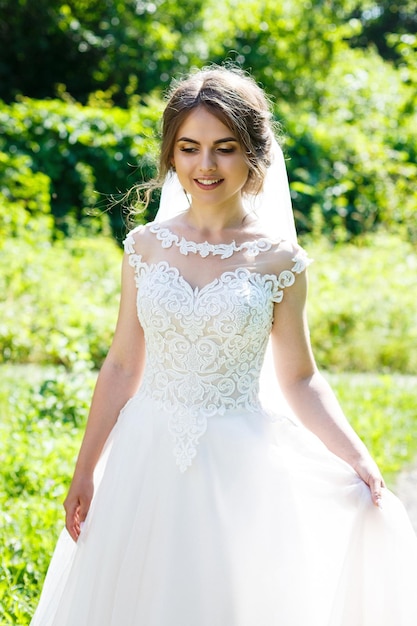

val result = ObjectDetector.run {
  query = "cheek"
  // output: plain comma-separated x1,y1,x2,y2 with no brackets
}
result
234,155,250,178
238,162,250,184
172,156,188,177
172,151,188,169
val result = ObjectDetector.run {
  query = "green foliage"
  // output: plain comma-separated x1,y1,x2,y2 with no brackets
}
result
0,98,160,239
329,373,417,478
0,364,95,624
1,0,416,111
349,0,417,61
199,0,361,106
0,1,417,241
0,0,206,105
0,152,53,243
0,236,122,369
283,46,417,241
305,233,417,374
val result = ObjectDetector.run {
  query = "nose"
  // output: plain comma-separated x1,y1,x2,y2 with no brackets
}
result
199,149,217,172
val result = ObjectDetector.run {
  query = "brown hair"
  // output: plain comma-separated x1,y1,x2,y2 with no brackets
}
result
127,65,279,213
160,66,277,194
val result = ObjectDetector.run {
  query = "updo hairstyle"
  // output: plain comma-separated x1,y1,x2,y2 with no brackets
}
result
160,65,277,195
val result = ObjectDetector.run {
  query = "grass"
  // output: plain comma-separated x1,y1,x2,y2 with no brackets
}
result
0,364,416,624
0,364,95,625
328,372,417,479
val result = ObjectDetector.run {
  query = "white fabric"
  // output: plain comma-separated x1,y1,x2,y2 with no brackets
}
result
157,138,297,243
30,227,417,625
124,227,309,472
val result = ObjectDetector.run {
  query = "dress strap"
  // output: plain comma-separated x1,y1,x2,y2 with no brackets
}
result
269,249,313,303
123,225,144,255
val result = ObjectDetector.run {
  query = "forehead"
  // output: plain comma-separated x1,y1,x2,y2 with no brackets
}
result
175,106,236,141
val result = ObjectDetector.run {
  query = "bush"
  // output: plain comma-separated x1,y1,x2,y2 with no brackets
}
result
284,48,417,242
0,152,53,244
0,97,161,240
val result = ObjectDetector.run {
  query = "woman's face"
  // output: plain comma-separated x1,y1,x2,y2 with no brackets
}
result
171,106,250,212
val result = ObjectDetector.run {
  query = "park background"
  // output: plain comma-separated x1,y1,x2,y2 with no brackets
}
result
0,0,416,622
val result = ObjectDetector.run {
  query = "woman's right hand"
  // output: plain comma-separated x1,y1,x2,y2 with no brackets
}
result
63,474,94,542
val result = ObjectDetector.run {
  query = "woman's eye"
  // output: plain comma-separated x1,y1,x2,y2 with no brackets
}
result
178,146,235,154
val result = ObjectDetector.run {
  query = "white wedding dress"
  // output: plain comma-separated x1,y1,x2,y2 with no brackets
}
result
31,222,417,626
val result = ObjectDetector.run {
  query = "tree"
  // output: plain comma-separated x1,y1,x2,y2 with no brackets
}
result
0,0,205,105
349,1,417,61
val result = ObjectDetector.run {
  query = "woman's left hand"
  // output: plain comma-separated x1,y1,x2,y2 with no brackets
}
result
353,457,385,507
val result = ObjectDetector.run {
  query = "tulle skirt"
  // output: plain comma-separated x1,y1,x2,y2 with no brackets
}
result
30,394,417,626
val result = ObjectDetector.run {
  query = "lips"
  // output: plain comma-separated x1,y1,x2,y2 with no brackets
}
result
195,178,223,189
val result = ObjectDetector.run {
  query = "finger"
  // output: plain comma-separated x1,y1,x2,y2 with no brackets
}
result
369,478,384,508
78,499,90,523
66,519,79,542
66,515,80,542
65,503,81,542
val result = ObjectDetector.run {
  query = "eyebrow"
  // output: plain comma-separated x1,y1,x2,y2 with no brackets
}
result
176,136,238,144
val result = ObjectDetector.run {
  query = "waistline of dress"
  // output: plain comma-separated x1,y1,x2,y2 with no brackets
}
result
119,387,287,423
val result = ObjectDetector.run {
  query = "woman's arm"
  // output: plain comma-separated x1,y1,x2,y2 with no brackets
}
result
64,253,145,541
271,268,384,506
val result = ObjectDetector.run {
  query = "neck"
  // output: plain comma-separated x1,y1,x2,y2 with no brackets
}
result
184,204,250,236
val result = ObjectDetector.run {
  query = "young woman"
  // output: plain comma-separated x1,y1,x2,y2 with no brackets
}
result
31,66,417,626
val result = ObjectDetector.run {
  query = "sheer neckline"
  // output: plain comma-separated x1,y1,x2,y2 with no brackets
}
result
123,245,311,293
128,256,281,295
148,222,279,259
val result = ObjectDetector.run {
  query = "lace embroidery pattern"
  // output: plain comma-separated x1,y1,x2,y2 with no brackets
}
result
148,222,275,259
123,228,310,471
133,261,273,471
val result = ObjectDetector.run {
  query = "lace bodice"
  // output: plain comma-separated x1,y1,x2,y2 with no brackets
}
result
124,224,311,471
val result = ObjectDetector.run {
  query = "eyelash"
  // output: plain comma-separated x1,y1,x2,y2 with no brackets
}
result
179,147,235,154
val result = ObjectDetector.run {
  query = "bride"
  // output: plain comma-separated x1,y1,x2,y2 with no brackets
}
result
30,65,417,626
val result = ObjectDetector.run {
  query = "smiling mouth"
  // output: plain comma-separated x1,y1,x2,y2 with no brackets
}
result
195,178,223,187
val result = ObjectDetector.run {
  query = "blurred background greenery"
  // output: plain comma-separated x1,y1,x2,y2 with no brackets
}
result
1,0,416,242
0,1,416,622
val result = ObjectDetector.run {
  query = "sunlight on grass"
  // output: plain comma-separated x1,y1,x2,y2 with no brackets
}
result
328,372,417,481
